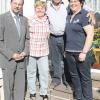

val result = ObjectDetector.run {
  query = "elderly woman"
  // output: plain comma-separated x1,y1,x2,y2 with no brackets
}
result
65,0,94,100
27,1,49,100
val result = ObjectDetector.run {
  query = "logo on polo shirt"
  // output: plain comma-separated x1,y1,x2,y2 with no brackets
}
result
73,19,79,23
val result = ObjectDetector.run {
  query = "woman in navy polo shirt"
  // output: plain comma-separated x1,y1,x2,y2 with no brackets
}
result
65,0,94,100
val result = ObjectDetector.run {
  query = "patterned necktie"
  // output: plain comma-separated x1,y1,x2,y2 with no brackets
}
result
15,15,20,37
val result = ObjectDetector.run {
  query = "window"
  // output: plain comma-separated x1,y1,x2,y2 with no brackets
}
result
86,0,100,12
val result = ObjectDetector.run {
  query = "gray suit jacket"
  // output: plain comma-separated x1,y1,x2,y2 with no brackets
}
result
0,11,30,69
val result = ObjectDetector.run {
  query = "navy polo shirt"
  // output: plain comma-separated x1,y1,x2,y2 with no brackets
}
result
65,9,90,52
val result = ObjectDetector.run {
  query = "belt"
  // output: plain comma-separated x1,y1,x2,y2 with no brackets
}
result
50,34,64,38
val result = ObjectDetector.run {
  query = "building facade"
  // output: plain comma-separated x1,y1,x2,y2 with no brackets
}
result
0,0,100,15
85,0,100,12
0,0,10,14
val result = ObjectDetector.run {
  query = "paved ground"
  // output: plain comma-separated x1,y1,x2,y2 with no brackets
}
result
0,69,100,100
0,76,100,100
25,73,100,100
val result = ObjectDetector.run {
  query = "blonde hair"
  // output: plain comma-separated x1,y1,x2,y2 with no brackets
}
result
34,0,47,9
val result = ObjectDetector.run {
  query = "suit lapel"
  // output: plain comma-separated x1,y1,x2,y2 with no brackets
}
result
7,12,26,41
19,16,26,41
19,16,23,40
7,12,20,40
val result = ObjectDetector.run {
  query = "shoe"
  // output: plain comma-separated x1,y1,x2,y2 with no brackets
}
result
40,95,48,100
50,81,60,89
30,94,36,100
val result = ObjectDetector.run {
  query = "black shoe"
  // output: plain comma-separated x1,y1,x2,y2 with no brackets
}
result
40,95,48,100
30,94,36,100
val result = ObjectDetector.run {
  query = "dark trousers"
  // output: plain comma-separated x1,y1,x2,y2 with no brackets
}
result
49,35,64,84
65,51,93,100
63,58,72,86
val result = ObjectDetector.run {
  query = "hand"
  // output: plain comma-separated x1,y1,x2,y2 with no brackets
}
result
87,11,96,25
20,52,26,58
12,53,22,61
79,52,86,62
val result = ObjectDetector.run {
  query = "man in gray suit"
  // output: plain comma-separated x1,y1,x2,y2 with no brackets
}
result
0,0,29,100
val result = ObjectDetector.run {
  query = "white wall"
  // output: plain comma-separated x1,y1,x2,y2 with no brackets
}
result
23,0,35,17
0,0,10,14
0,0,100,15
